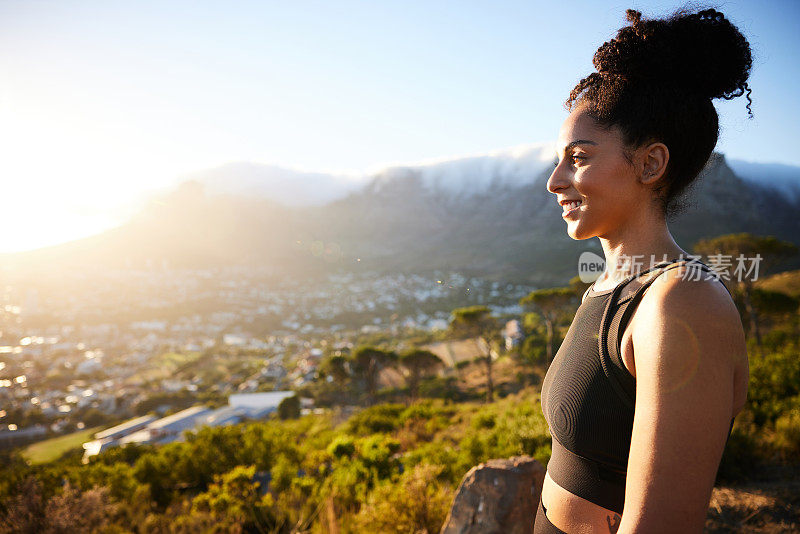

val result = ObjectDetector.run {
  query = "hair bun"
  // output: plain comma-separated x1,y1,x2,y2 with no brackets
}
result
593,8,752,106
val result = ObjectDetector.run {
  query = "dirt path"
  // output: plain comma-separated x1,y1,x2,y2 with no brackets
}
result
706,479,800,533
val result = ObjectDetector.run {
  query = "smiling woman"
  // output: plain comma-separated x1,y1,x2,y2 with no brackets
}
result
534,8,752,534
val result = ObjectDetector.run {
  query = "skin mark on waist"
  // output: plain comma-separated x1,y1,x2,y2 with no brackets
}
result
542,472,625,532
607,513,621,533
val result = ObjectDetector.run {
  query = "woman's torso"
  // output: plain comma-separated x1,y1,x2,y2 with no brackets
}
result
538,262,747,532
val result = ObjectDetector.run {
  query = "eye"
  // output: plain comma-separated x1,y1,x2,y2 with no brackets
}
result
570,154,586,165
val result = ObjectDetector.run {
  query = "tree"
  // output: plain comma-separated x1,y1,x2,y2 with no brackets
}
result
694,233,798,349
351,347,398,406
277,395,301,420
568,275,592,299
448,306,499,403
399,349,444,402
519,288,576,363
750,288,799,333
318,354,350,387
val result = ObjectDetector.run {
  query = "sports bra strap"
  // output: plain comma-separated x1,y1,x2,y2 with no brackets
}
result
598,259,725,409
581,284,592,304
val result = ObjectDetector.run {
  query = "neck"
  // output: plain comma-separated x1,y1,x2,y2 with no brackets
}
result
596,207,687,284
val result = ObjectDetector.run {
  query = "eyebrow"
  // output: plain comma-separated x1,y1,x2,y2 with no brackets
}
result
556,139,598,159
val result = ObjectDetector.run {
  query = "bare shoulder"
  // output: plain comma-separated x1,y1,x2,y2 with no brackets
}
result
639,263,742,332
632,263,748,406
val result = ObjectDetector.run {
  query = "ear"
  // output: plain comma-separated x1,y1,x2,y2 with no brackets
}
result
638,142,669,185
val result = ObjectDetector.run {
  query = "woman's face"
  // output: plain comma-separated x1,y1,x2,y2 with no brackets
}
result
546,107,646,241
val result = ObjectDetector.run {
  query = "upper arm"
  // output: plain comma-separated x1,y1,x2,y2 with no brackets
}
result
619,274,744,533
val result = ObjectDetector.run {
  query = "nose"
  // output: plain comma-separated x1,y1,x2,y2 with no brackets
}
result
546,157,570,195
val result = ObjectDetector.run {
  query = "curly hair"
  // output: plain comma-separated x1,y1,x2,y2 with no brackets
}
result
567,8,753,220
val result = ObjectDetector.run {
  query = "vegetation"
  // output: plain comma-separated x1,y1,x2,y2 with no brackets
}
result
398,349,443,402
1,232,797,532
0,392,550,533
694,233,798,349
519,287,577,362
448,306,500,403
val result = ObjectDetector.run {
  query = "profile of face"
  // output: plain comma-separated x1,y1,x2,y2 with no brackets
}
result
546,107,656,241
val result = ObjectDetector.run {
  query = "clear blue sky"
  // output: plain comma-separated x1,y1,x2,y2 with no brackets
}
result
0,0,798,251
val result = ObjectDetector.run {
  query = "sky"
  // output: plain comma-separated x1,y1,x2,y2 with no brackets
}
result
1,0,798,252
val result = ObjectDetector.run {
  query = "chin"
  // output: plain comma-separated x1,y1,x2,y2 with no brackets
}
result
566,225,595,241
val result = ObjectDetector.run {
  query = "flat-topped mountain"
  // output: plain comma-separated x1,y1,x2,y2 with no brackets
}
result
4,147,799,286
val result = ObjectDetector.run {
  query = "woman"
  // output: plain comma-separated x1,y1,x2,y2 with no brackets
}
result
534,8,752,534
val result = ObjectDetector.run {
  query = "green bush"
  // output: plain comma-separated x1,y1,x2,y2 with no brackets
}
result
351,464,453,534
716,410,764,483
328,436,356,459
748,342,800,425
472,412,496,430
345,404,405,435
773,409,800,460
418,376,462,400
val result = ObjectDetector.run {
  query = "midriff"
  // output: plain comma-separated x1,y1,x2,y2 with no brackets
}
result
541,472,623,533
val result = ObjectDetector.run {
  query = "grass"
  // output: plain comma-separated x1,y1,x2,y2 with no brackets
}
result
22,426,104,465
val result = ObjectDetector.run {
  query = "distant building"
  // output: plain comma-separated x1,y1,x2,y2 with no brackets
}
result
229,391,296,418
199,405,246,427
144,406,212,444
421,337,491,367
82,392,301,463
94,415,157,441
83,406,210,462
81,419,158,459
502,319,525,351
223,334,247,347
82,437,118,460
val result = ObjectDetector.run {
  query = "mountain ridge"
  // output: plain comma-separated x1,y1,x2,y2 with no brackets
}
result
3,149,799,286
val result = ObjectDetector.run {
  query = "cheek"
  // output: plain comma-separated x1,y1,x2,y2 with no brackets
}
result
574,160,633,200
572,169,605,199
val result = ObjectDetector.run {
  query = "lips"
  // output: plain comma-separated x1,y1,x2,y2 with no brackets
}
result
560,199,583,217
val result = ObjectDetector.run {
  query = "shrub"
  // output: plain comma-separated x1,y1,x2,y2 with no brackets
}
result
351,464,453,534
773,409,800,460
472,412,496,430
747,343,800,425
345,404,405,435
716,411,763,483
328,436,356,459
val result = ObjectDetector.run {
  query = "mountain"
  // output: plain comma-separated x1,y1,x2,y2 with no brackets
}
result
727,159,800,203
4,147,799,287
365,143,557,197
308,151,800,285
183,162,363,206
182,143,557,206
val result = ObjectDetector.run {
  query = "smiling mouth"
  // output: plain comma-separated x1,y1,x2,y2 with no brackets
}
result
562,200,583,216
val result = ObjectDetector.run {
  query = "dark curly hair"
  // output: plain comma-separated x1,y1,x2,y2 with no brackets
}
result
567,8,753,220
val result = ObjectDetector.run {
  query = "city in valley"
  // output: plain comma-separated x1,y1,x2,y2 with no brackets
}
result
0,266,531,452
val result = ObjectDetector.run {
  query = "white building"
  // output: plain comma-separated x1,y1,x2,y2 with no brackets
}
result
81,393,300,463
229,391,296,418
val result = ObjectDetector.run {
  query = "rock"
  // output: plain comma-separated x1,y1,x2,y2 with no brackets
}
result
440,456,546,534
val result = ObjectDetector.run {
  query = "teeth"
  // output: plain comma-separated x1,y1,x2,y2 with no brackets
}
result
563,200,582,211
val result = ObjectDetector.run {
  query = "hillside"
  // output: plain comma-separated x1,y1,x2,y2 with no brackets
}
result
2,358,798,533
